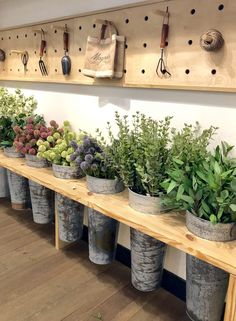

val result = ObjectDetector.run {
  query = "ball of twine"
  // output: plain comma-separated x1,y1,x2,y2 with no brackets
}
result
200,29,224,52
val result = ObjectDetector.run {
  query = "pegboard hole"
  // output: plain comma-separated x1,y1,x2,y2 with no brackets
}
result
25,34,27,38
79,26,82,30
191,9,196,15
54,49,57,53
93,24,96,28
185,69,190,74
16,35,19,39
188,40,193,45
124,69,127,74
125,19,129,24
144,16,149,21
34,33,37,37
9,53,11,56
125,44,128,49
165,41,168,47
35,68,37,72
10,69,12,72
79,48,82,52
141,69,145,74
44,50,46,54
18,69,20,72
34,50,37,55
1,37,3,41
211,69,217,75
55,69,58,72
218,4,224,11
143,43,147,48
78,69,82,73
54,30,57,34
8,36,11,40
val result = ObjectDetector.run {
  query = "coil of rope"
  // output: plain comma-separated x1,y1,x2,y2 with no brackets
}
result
200,29,224,52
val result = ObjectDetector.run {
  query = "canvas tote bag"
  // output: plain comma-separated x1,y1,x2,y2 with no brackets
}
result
83,21,125,79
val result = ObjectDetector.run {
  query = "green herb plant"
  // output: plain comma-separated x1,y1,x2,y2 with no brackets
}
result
97,112,172,197
162,141,236,224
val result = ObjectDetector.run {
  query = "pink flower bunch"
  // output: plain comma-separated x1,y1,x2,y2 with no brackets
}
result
13,117,60,155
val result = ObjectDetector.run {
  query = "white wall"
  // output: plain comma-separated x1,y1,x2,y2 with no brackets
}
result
1,0,236,280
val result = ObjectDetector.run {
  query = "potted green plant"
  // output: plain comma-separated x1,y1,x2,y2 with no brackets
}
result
39,121,85,242
162,131,235,321
0,88,36,210
96,112,173,291
70,134,124,265
13,116,62,224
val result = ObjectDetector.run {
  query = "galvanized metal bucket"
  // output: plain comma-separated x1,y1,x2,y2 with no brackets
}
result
186,255,229,321
88,208,119,264
29,180,54,224
7,170,30,210
186,211,233,321
86,175,124,194
25,154,49,168
128,189,162,214
52,164,84,179
56,193,84,242
131,228,166,292
87,175,123,265
186,210,236,242
0,167,10,198
4,147,24,158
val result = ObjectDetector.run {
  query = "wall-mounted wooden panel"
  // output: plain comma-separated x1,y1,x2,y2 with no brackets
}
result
0,0,235,92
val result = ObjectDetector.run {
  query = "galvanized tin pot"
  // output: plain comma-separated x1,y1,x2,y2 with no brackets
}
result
131,228,166,292
128,188,162,214
186,210,236,242
4,147,24,158
29,180,54,224
0,167,9,198
25,154,49,168
186,255,229,321
128,189,167,292
52,164,84,179
7,170,30,210
87,175,124,265
186,211,234,321
56,193,84,242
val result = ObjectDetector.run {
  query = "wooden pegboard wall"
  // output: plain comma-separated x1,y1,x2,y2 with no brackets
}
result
0,0,235,92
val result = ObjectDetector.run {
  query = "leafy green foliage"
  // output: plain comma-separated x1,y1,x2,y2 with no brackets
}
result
0,88,37,148
162,142,236,224
97,112,172,196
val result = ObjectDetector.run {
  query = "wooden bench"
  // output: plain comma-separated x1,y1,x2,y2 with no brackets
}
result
0,151,235,321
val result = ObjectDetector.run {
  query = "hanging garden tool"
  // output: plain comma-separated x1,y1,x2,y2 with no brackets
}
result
0,49,5,62
11,50,29,73
156,7,171,78
39,29,48,76
61,24,71,75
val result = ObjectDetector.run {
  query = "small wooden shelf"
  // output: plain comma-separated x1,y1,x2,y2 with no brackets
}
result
0,151,235,276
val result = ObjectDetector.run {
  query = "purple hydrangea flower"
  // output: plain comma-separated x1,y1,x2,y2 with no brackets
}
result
70,153,77,161
70,140,78,150
85,154,93,163
75,156,82,165
88,147,96,154
80,161,90,171
83,137,91,147
77,145,84,153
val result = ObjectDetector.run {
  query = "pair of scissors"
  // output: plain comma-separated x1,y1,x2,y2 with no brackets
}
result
21,51,29,73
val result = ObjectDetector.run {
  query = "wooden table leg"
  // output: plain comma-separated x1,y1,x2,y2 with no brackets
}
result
224,274,236,321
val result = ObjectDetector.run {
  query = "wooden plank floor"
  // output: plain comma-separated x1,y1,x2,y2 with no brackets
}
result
0,198,188,321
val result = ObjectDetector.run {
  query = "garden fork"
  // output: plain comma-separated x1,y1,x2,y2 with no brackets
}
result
39,29,48,76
